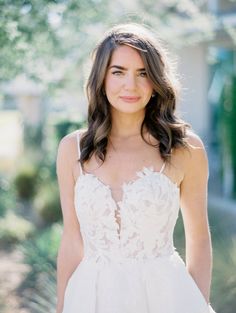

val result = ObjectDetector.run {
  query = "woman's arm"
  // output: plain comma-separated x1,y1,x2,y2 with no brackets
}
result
56,133,84,313
180,132,212,303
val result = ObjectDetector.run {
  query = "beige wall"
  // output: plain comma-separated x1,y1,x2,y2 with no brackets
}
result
0,110,23,174
176,44,209,140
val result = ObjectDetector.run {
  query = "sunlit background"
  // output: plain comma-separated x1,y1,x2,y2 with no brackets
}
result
0,1,236,312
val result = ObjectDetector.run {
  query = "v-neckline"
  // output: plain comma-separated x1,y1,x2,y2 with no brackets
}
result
74,166,179,241
75,166,179,203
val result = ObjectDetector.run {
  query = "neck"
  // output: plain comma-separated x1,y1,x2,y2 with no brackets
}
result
110,110,146,139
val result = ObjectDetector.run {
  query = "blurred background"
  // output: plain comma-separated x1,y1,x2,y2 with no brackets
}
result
0,0,236,312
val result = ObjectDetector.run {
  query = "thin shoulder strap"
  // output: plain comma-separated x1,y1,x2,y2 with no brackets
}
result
76,131,84,175
159,161,166,174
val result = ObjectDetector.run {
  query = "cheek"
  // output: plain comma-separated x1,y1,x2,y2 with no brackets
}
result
142,82,153,97
138,78,153,91
105,78,117,94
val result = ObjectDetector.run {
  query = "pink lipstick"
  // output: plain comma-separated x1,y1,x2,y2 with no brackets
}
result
120,96,140,103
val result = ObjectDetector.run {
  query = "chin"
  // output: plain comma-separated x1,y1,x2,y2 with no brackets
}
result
113,107,146,115
110,103,146,115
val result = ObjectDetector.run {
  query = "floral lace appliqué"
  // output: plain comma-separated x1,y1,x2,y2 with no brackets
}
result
74,167,180,264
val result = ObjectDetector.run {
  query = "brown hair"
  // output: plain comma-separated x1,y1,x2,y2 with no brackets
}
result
80,23,190,166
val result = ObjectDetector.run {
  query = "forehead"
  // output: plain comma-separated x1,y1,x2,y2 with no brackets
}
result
109,45,145,67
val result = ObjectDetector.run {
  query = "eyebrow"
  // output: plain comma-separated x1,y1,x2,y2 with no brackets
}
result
108,65,146,71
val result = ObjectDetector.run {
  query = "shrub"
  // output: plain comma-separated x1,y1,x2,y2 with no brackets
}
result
0,177,13,217
21,223,61,274
20,223,61,312
219,75,236,198
23,268,57,313
54,119,86,143
211,236,236,313
14,166,39,201
34,180,61,225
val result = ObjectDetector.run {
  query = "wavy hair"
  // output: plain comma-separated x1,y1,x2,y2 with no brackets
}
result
80,23,190,166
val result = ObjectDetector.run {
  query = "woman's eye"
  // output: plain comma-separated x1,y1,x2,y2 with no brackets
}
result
139,72,147,77
112,71,123,75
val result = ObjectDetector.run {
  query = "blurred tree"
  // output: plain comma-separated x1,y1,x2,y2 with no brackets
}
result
0,0,218,86
0,0,61,79
219,75,236,198
0,0,110,84
54,118,86,142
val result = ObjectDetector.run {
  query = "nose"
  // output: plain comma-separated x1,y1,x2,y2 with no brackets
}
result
124,73,137,90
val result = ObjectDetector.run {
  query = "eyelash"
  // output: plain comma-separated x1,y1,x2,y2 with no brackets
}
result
112,71,123,75
139,72,147,77
111,71,147,77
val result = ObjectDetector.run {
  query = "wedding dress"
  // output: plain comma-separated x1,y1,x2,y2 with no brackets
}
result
62,132,216,313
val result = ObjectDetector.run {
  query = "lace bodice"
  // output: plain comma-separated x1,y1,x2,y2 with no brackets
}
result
74,133,180,265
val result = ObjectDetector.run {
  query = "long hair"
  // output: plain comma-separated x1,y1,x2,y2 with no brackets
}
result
80,23,190,166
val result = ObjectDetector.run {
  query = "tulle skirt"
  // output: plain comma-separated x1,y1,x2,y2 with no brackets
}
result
62,252,216,313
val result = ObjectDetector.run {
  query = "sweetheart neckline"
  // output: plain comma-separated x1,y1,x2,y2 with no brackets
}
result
74,166,180,240
74,166,180,195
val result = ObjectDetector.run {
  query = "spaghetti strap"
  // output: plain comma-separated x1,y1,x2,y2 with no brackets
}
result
159,161,166,174
76,131,84,175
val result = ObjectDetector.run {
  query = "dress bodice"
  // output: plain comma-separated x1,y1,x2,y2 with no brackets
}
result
74,133,180,265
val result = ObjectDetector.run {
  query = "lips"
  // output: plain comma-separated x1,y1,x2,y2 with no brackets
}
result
120,96,141,103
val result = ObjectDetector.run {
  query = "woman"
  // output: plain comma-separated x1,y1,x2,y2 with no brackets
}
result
56,23,216,313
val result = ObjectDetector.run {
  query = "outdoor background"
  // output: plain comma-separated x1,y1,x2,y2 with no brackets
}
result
0,1,236,312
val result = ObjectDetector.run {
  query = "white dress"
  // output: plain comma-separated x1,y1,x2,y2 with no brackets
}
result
62,132,216,313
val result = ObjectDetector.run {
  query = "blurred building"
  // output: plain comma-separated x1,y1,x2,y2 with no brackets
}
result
177,0,236,203
0,110,23,173
0,75,44,174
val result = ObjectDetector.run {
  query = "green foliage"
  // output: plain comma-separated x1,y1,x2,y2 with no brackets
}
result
21,223,61,270
0,0,219,84
0,0,63,81
24,123,45,149
0,211,35,244
219,75,236,198
20,223,61,288
34,180,61,224
232,80,236,196
207,207,236,313
14,165,39,200
173,211,185,258
54,118,86,142
24,268,57,313
0,176,15,217
212,236,236,313
174,206,236,313
0,0,110,82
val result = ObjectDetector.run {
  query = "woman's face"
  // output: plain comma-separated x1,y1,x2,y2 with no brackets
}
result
104,45,153,115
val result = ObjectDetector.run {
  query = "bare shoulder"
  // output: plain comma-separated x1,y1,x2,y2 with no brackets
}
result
185,130,208,175
184,129,208,167
170,129,208,184
57,129,84,166
185,129,206,150
57,128,87,155
172,129,207,158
